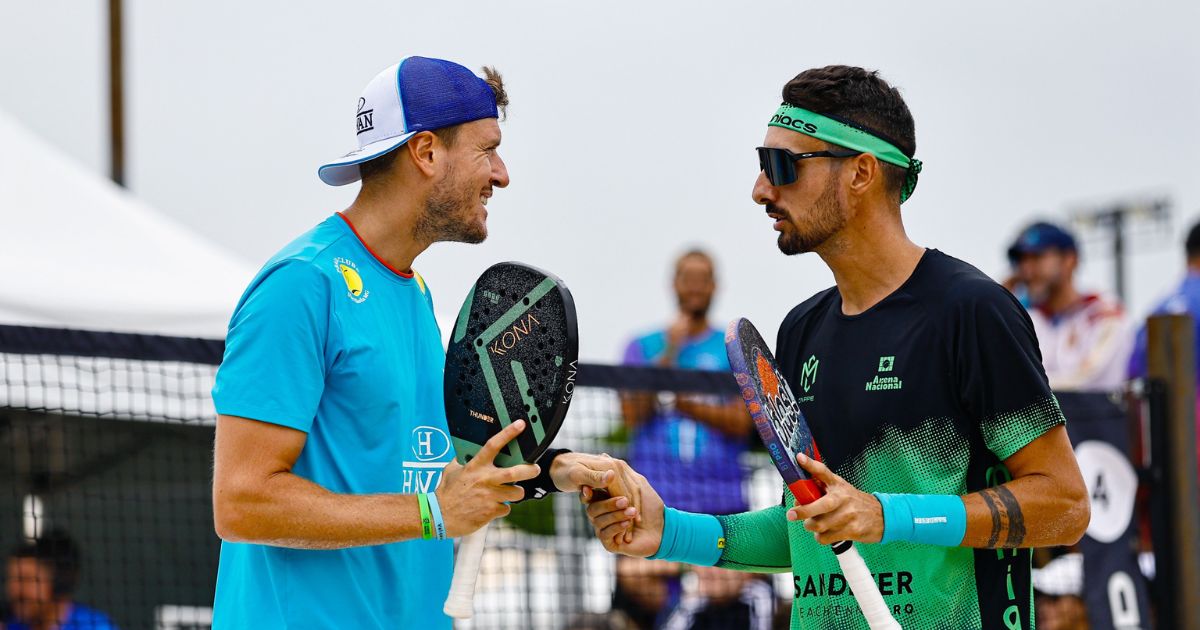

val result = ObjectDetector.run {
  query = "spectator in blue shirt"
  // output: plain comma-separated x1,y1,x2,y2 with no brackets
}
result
1128,219,1200,383
5,530,116,630
1128,219,1200,477
616,249,754,628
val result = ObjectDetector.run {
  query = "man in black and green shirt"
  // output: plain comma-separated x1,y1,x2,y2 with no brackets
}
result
583,66,1090,629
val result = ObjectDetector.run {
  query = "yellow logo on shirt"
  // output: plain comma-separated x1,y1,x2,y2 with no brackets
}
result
333,258,369,303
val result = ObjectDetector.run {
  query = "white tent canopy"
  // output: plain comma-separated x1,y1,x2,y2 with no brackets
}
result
0,110,254,338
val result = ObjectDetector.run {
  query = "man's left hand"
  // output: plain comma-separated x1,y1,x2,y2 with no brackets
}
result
787,452,884,545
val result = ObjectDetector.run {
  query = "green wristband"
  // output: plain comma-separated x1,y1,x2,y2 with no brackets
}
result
417,493,433,540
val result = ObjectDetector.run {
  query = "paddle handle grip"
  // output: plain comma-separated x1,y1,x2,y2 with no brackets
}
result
443,523,489,619
832,541,902,629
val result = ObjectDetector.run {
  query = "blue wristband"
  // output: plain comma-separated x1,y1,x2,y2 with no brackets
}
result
426,492,447,541
874,493,966,546
647,507,724,566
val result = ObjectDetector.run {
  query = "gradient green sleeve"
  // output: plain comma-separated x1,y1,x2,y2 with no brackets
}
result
714,505,792,573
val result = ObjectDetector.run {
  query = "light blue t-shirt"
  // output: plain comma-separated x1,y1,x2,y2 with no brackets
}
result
211,214,453,629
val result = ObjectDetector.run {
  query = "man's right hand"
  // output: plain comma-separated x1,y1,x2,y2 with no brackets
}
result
581,467,665,558
436,420,540,538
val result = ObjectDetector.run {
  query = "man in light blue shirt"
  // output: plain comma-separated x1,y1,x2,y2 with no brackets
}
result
211,57,637,629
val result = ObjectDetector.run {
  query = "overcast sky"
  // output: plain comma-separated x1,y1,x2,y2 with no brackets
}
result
3,0,1198,361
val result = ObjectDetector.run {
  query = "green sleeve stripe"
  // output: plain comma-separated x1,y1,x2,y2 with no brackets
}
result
982,395,1066,461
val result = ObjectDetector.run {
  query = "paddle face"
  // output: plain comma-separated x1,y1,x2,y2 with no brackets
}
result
725,317,825,505
444,262,578,468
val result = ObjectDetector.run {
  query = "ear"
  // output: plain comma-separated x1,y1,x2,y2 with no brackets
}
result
845,153,880,201
1065,250,1080,272
404,131,439,178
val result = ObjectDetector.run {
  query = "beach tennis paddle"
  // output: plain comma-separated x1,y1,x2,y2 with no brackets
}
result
726,318,901,630
442,262,578,619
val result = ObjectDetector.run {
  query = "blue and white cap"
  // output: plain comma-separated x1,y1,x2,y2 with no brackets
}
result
318,56,500,186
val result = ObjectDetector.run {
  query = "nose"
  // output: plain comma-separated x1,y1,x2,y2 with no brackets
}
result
491,152,510,189
752,170,774,206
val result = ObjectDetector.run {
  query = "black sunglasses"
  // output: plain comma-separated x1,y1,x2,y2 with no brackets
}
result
757,147,861,187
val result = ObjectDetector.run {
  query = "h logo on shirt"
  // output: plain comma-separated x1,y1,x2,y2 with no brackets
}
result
416,431,434,457
410,426,450,462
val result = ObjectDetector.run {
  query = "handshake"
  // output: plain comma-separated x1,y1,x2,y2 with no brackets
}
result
435,420,664,548
439,418,881,551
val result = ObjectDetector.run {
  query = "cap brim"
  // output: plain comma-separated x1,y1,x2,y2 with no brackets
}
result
317,131,418,186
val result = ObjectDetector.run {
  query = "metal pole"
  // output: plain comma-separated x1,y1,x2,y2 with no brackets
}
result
1145,378,1174,628
1146,314,1200,630
108,0,125,187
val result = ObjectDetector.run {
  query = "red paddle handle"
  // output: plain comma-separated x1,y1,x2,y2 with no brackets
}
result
787,443,827,505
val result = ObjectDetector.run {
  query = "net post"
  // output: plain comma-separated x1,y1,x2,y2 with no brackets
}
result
1146,314,1200,629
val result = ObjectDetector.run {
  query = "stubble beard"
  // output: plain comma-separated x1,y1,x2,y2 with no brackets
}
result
415,164,488,245
776,176,845,256
680,296,712,321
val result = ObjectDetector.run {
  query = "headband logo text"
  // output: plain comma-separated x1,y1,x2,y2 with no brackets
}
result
771,113,817,135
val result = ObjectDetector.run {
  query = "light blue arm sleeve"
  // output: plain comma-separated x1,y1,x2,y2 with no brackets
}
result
212,259,330,432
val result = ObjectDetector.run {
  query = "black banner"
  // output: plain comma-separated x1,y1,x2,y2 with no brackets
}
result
1057,392,1153,630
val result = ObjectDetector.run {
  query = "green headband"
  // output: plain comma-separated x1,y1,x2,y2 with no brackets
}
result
768,103,923,203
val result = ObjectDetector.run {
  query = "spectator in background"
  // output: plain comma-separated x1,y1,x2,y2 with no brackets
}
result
1127,219,1200,382
1007,221,1133,391
5,530,116,630
1128,219,1200,478
616,249,757,628
661,565,774,630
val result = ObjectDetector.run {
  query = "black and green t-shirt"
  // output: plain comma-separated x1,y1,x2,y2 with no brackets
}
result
717,249,1065,629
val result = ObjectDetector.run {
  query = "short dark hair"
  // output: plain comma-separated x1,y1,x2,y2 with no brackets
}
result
781,65,916,199
359,66,509,186
674,248,715,278
10,530,81,597
1187,220,1200,260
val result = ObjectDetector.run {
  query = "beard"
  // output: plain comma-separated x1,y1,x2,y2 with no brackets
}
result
679,295,712,320
775,175,845,255
414,164,488,244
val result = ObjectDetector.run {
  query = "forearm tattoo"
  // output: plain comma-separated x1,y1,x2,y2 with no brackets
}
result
979,486,1027,548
